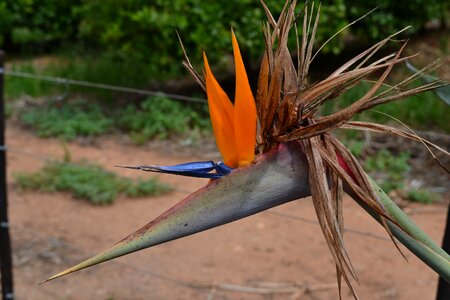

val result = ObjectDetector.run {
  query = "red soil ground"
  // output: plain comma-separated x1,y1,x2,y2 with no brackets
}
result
5,124,449,300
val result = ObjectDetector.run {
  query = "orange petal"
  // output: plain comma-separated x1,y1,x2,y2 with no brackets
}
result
231,30,257,167
203,52,238,167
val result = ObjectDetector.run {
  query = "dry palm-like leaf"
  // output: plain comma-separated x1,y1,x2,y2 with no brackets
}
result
177,31,206,92
302,135,358,298
253,1,449,297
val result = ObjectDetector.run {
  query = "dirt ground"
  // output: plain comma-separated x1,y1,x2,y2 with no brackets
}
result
4,123,449,300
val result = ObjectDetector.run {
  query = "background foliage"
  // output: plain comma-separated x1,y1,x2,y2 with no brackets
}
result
15,160,172,205
1,0,447,80
3,1,448,204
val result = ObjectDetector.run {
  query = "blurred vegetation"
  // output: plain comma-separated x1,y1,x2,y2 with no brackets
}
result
3,1,448,139
364,149,411,193
20,99,113,140
117,96,210,144
407,188,439,204
1,0,448,81
17,96,211,142
15,160,172,205
4,64,56,99
0,1,81,50
347,0,448,41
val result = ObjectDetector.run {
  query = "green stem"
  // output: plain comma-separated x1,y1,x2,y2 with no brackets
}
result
357,178,450,281
369,178,450,261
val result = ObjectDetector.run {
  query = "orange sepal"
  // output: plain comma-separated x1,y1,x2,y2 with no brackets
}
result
203,52,238,167
231,30,257,167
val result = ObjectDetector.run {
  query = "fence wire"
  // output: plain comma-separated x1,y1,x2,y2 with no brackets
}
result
0,68,207,103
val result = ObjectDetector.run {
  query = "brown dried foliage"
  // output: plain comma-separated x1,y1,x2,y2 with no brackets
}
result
255,1,448,298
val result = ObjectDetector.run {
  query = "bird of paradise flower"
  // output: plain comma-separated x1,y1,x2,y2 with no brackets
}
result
43,1,449,298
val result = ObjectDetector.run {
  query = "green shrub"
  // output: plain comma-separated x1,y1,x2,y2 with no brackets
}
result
70,0,348,77
2,0,446,110
19,99,113,140
16,95,211,142
5,1,445,82
15,160,172,205
122,179,170,198
4,63,55,99
117,95,210,144
407,188,439,204
0,0,81,52
364,149,411,193
347,0,449,42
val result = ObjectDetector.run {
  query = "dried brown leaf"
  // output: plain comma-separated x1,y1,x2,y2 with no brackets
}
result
177,31,206,91
302,136,359,299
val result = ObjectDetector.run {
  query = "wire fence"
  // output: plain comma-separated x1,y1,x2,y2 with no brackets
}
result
0,67,207,103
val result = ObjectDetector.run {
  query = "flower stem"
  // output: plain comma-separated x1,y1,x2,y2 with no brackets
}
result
353,177,450,281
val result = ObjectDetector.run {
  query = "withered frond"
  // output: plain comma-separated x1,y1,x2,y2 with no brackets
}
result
302,135,359,299
255,5,447,149
177,30,206,91
257,1,449,297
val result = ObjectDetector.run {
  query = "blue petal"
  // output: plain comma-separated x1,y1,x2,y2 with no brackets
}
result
117,161,234,179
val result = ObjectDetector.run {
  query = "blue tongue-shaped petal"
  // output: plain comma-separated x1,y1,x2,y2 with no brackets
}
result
117,161,233,179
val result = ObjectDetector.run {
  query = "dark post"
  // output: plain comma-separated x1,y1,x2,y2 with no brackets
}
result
0,51,14,300
436,205,450,300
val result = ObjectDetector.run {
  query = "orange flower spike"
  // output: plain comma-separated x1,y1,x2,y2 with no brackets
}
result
231,30,257,167
203,52,238,167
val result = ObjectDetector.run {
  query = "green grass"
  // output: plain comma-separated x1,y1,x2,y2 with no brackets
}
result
19,99,113,140
364,149,411,193
117,96,211,144
17,96,211,143
407,188,439,204
15,160,172,205
4,63,55,100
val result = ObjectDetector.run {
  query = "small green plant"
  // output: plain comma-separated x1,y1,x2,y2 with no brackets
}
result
16,95,210,142
118,95,211,144
19,99,113,140
5,63,55,100
407,188,439,204
364,149,411,193
15,160,172,205
4,103,13,119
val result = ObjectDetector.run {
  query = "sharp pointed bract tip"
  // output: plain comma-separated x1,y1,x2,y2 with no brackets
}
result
40,270,69,285
114,165,141,170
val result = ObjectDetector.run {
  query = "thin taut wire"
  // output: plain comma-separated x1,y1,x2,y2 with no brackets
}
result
0,68,207,103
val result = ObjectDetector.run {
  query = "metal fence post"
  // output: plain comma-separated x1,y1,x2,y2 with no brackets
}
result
0,50,14,300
